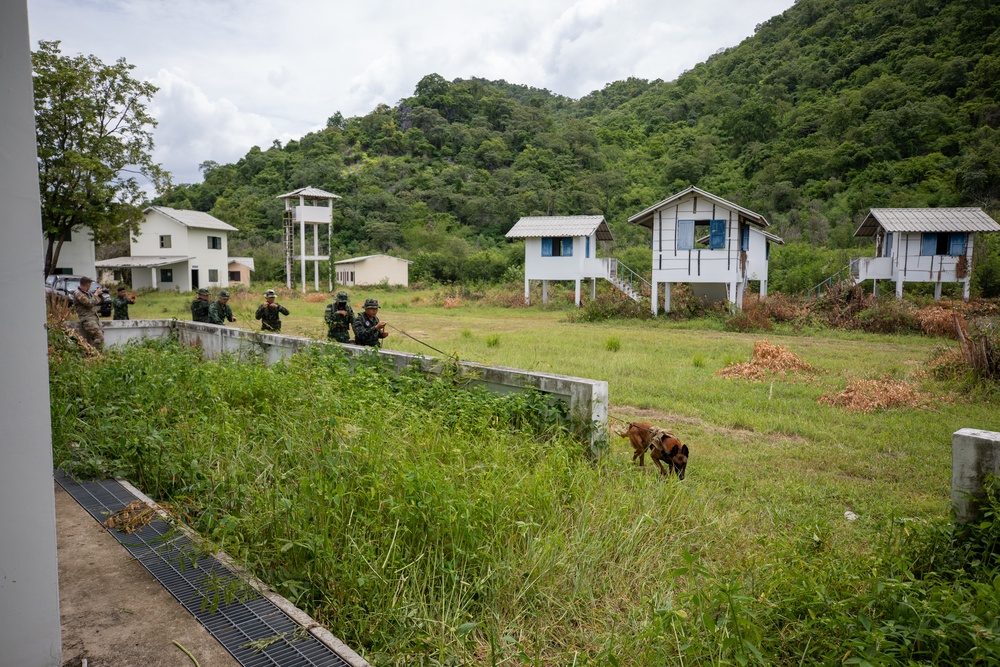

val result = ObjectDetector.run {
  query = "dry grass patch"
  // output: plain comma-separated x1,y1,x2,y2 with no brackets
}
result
817,377,933,413
716,339,816,381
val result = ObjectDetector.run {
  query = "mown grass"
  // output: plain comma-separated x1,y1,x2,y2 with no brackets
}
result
61,286,1000,665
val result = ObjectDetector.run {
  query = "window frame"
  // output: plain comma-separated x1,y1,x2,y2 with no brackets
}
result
207,235,222,250
159,234,171,249
159,268,173,283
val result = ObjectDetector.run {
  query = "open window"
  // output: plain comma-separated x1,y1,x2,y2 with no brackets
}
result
678,220,727,250
541,237,573,257
921,232,967,256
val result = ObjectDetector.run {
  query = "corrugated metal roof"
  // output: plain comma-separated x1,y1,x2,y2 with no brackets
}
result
505,215,614,241
96,255,192,268
229,256,255,271
145,206,238,231
334,254,413,265
277,186,341,200
628,186,768,229
855,208,1000,237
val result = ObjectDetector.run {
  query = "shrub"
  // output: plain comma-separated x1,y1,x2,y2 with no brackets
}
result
569,292,651,322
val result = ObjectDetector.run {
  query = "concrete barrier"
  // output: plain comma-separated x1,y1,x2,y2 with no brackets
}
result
87,319,609,452
952,428,1000,523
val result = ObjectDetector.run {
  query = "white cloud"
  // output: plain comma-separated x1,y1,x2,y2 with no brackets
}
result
28,0,796,185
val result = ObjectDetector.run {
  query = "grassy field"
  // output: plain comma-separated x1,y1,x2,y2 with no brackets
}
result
71,284,1000,665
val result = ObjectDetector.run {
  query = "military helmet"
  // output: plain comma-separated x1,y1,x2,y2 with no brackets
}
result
197,287,210,296
336,290,349,301
264,289,276,298
218,290,231,299
117,286,126,292
364,298,380,309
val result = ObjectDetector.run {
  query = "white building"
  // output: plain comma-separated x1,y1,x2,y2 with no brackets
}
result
334,254,411,287
505,215,643,307
96,206,238,292
853,208,1000,300
628,186,783,314
45,225,96,278
278,186,340,293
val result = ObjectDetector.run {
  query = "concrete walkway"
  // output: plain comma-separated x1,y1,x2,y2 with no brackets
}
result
56,482,240,667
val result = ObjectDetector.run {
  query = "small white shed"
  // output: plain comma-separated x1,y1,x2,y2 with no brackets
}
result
853,208,1000,300
506,215,630,307
628,186,782,314
335,254,410,287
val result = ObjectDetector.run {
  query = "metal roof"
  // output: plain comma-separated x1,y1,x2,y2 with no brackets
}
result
505,215,614,241
95,255,192,269
334,254,413,265
277,186,341,200
628,186,769,229
144,206,238,231
762,230,785,245
228,256,255,271
854,208,1000,237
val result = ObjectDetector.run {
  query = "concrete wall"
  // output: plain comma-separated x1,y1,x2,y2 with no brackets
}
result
50,225,96,277
1,2,64,662
952,428,1000,523
91,320,609,451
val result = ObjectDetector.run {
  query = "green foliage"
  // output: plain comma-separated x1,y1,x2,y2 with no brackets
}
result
34,40,169,275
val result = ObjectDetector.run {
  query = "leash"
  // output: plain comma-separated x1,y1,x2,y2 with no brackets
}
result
384,323,457,360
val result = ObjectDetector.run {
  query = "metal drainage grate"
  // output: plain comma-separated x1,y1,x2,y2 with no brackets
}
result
56,471,352,667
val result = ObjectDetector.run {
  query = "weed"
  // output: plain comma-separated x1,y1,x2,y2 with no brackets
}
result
486,334,500,347
604,336,621,352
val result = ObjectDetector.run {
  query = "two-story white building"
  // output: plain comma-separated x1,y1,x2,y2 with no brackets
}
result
96,206,238,291
853,208,1000,300
628,186,782,314
506,215,628,306
44,225,96,278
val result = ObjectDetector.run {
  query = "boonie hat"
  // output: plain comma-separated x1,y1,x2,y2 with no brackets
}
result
197,287,210,296
336,291,349,300
264,289,276,298
364,298,379,309
219,290,231,299
117,286,126,292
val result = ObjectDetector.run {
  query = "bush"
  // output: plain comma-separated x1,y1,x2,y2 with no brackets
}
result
568,292,651,322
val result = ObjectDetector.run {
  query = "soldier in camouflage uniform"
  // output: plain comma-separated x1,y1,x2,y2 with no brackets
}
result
353,297,389,347
324,290,354,343
191,287,211,322
208,290,237,325
73,276,105,351
112,286,135,320
255,289,289,332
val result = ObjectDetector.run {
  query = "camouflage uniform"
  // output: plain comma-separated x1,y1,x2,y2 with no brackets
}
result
112,295,131,320
353,299,387,347
191,297,211,322
208,300,235,325
325,291,354,343
73,288,104,351
255,301,289,331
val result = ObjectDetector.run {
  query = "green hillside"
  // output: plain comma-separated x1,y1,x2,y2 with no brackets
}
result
156,0,1000,292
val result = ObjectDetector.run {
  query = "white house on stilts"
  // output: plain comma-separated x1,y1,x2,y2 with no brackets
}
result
628,186,782,314
506,215,647,306
852,208,1000,300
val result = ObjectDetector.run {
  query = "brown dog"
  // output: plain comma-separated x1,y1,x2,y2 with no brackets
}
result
621,422,689,479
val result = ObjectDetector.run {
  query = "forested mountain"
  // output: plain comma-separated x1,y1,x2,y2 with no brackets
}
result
156,0,1000,289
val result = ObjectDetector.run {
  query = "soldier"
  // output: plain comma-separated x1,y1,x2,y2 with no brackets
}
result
353,297,389,347
112,286,135,320
255,289,289,332
191,287,211,322
324,290,354,343
208,290,237,325
72,276,105,351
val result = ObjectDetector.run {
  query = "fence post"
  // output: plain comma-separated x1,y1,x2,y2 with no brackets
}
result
952,428,1000,523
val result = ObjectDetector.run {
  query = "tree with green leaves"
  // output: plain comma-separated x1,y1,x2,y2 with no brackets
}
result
33,40,169,276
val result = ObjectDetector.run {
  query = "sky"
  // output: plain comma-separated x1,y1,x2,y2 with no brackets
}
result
27,0,795,186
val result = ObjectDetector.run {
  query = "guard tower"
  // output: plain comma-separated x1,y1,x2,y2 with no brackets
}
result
277,186,340,292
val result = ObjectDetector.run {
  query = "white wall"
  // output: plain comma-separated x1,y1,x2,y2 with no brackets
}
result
891,231,971,283
131,210,230,291
132,209,187,255
0,2,63,662
49,225,96,277
649,196,749,284
340,256,409,286
745,228,770,281
186,227,230,288
523,234,605,280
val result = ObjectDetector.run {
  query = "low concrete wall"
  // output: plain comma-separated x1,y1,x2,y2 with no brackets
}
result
91,320,609,451
952,428,1000,523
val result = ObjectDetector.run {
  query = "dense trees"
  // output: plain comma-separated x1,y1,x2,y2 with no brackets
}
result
34,41,168,276
156,0,1000,292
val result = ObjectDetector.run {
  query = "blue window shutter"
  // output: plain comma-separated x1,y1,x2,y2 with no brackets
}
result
765,242,771,261
710,220,726,249
884,232,893,257
586,236,591,258
542,237,553,256
562,237,573,257
740,225,750,252
677,220,694,250
921,233,937,256
949,232,967,256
